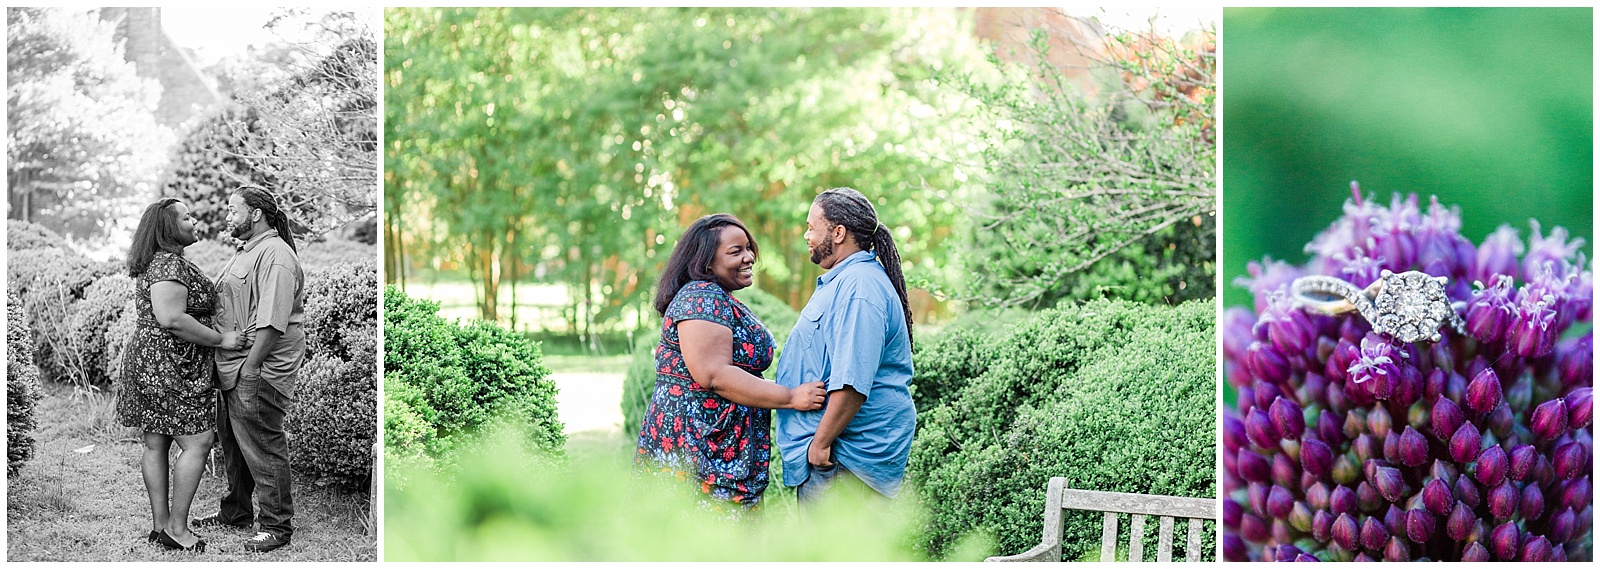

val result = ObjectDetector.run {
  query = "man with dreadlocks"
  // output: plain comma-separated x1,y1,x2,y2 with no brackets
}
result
192,186,305,553
775,187,917,504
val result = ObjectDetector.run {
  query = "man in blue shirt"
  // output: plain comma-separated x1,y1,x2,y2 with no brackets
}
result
776,187,917,501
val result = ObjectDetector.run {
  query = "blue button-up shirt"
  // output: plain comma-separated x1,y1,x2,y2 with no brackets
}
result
776,250,916,497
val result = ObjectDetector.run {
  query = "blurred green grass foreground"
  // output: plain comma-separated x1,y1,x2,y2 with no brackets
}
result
384,425,991,561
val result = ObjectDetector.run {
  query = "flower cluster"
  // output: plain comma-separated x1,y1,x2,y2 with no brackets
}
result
1224,187,1593,562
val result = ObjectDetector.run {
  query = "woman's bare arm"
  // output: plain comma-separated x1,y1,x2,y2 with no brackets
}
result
679,319,824,410
150,281,241,349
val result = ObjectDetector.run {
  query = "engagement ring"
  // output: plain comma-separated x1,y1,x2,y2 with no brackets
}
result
1290,270,1466,344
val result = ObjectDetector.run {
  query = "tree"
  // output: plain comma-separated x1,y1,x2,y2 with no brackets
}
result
957,16,1216,308
6,7,171,242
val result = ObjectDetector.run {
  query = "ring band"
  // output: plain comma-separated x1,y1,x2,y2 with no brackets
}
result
1291,270,1465,344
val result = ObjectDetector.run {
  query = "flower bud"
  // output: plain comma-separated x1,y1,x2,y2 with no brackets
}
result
1508,444,1537,481
1271,396,1306,441
1352,552,1374,562
1556,476,1591,511
1461,541,1491,562
1474,227,1522,286
1454,475,1480,508
1357,481,1384,512
1449,422,1481,463
1474,445,1507,487
1249,482,1270,517
1247,406,1280,448
1255,381,1285,414
1465,368,1502,414
1333,454,1362,486
1382,429,1402,464
1520,482,1545,520
1489,520,1521,561
1518,535,1552,562
1301,438,1334,479
1318,409,1346,447
1268,485,1295,519
1366,405,1393,439
1548,507,1576,543
1295,553,1319,562
1224,413,1247,452
1312,509,1336,542
1274,543,1304,562
1274,452,1301,488
1422,478,1453,516
1485,401,1514,440
1381,536,1408,561
1396,426,1428,467
1446,501,1476,541
1530,398,1568,441
1512,292,1557,358
1487,481,1519,521
1248,341,1291,384
1223,533,1247,562
1553,441,1586,480
1466,278,1513,343
1373,466,1406,503
1290,500,1315,533
1405,508,1434,543
1332,512,1360,551
1504,372,1533,415
1331,484,1358,516
1431,397,1463,441
1241,512,1269,542
1238,447,1270,483
1430,458,1459,486
1360,516,1389,553
1567,387,1592,430
1557,334,1592,388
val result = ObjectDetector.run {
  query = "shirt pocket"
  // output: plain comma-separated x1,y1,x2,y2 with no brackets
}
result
798,304,825,349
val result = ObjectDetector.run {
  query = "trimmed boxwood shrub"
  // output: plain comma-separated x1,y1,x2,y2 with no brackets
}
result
7,247,121,388
7,220,62,252
65,274,134,388
384,286,565,476
620,285,799,438
907,299,1216,561
8,292,43,476
287,261,379,485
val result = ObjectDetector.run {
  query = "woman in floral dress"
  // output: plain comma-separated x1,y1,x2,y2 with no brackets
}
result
636,213,826,510
118,198,245,552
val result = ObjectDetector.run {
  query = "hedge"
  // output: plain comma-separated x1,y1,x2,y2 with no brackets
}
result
907,299,1216,561
384,286,566,477
287,261,379,485
6,247,121,389
8,292,43,476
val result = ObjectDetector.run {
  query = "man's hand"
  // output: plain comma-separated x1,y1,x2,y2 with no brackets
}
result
808,440,834,468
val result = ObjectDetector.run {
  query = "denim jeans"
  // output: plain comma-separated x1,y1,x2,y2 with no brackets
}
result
216,371,295,540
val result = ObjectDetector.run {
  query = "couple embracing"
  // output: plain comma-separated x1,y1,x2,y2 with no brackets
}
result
635,187,916,512
118,187,303,553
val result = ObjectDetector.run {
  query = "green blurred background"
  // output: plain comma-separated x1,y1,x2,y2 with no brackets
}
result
1223,7,1592,309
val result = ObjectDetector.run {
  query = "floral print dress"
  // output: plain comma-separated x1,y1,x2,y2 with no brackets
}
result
117,251,217,436
635,280,776,508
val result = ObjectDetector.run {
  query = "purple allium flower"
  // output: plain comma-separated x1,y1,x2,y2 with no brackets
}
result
1224,193,1593,562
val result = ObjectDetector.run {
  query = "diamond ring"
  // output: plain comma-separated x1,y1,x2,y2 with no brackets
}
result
1290,270,1466,343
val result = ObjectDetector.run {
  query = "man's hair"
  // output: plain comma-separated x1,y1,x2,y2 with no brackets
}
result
653,213,759,316
127,198,191,277
235,185,297,252
814,187,913,346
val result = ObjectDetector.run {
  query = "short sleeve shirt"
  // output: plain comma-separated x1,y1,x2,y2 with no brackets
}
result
774,250,916,496
214,229,306,396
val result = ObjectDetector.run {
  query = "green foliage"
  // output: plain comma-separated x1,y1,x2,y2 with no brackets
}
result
383,286,567,477
6,220,62,251
7,292,43,476
6,246,121,389
289,261,379,485
6,7,172,242
956,26,1216,308
907,299,1216,561
384,7,986,326
385,423,991,561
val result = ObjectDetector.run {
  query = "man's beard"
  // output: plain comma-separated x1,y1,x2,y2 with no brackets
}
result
230,220,253,240
809,239,833,266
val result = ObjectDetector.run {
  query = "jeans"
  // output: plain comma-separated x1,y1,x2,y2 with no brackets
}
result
216,370,295,540
796,461,882,504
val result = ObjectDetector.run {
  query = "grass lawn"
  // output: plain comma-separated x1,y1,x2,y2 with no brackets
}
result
7,383,376,562
543,354,630,375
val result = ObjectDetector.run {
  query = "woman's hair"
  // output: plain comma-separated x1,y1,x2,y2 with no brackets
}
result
235,185,297,252
127,198,190,277
653,213,758,316
814,187,914,346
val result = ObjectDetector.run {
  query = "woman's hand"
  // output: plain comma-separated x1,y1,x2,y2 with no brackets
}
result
788,381,827,411
217,331,243,350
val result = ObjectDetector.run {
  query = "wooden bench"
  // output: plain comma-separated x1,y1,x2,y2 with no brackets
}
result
986,477,1217,562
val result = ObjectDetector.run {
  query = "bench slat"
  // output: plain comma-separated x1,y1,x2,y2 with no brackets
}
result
1060,488,1215,519
1129,514,1146,562
1157,516,1174,562
1101,512,1119,562
1187,518,1203,562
